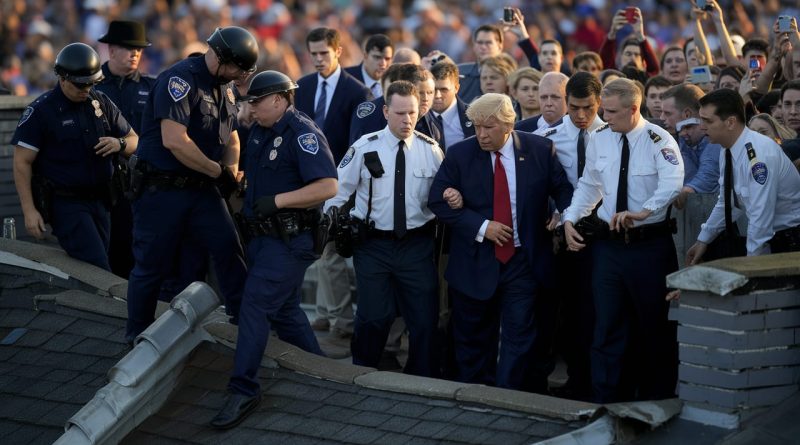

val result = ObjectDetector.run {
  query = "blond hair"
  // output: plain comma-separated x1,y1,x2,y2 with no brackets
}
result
508,67,543,91
479,53,518,78
602,77,642,108
466,93,516,125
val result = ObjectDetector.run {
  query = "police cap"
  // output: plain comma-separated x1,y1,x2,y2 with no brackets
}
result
54,43,104,84
241,70,298,101
207,27,258,72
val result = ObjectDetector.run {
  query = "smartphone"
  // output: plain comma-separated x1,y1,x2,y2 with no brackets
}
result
691,65,712,84
779,15,793,33
625,7,636,24
503,7,514,22
696,0,712,11
749,57,762,71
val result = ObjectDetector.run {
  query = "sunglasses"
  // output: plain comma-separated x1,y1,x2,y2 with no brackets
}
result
70,80,98,90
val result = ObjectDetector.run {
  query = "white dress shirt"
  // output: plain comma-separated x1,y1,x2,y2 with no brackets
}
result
541,114,606,188
315,65,341,118
697,127,800,255
477,135,520,247
361,65,382,98
435,100,466,150
325,127,444,230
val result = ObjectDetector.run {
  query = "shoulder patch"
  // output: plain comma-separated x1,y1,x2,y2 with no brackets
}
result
168,76,191,102
356,101,376,118
595,123,610,132
339,147,356,168
751,162,768,185
18,107,34,127
660,148,679,165
368,134,379,141
298,133,320,155
647,129,662,144
543,128,557,137
414,130,437,145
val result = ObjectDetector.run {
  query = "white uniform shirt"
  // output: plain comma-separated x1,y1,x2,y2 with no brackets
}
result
325,127,444,230
538,114,606,188
697,127,800,255
564,117,684,226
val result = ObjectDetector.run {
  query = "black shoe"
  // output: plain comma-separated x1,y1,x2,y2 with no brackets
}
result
210,392,261,429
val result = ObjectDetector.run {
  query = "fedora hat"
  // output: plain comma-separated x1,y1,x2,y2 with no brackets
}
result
98,20,151,48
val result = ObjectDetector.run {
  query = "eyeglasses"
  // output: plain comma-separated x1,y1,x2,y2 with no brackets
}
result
70,81,97,90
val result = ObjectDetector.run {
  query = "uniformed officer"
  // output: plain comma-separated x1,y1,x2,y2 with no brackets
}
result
125,27,257,343
563,78,684,403
95,20,156,278
687,89,800,261
211,71,338,429
325,80,443,377
537,72,605,400
12,43,137,270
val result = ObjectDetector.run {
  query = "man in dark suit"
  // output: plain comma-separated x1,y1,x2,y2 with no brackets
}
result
344,34,393,100
515,72,567,133
295,27,370,164
428,93,573,390
430,61,475,150
296,27,369,341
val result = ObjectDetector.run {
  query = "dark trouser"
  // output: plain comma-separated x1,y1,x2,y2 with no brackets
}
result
351,232,439,377
51,197,111,271
125,187,246,343
451,249,540,390
109,197,134,278
591,234,678,403
228,233,323,397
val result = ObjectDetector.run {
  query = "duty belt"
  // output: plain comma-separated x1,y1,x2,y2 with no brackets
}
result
363,220,436,241
242,211,318,239
143,173,213,190
53,184,110,201
607,219,676,244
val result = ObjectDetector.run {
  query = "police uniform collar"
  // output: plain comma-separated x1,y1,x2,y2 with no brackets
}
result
53,82,85,107
383,127,414,149
187,55,217,84
729,127,751,162
271,105,295,134
101,62,141,82
621,116,647,141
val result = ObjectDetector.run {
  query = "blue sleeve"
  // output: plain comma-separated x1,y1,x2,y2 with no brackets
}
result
153,71,194,126
428,147,485,237
296,130,338,183
103,96,132,137
686,143,721,193
517,38,541,70
11,104,45,149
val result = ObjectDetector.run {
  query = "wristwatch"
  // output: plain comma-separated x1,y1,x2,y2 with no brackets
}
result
119,137,127,151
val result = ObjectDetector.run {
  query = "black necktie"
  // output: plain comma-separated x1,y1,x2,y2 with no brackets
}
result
314,80,327,128
616,134,630,213
724,149,734,234
394,141,407,238
435,114,446,149
577,129,586,178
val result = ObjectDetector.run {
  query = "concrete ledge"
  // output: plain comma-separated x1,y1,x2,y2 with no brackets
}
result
355,371,471,399
666,266,748,296
455,385,600,421
0,95,34,109
679,382,797,409
705,252,800,279
0,239,126,296
33,289,169,321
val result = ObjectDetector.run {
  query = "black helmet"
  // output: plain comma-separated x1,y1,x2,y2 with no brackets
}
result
207,27,258,72
241,70,297,101
54,43,104,84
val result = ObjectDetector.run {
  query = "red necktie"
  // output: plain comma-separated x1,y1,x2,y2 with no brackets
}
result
493,152,514,263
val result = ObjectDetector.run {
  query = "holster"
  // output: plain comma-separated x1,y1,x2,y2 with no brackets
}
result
31,176,54,224
110,154,129,205
127,155,146,200
331,206,361,258
312,211,331,257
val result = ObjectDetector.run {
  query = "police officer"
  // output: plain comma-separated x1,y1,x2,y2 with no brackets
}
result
95,20,156,278
687,89,800,261
563,78,684,403
125,27,257,343
325,80,443,377
12,43,137,270
211,71,338,429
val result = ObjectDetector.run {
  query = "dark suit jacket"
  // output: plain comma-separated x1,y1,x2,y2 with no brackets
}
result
295,69,369,163
514,115,563,133
344,64,365,84
456,98,475,139
428,131,573,299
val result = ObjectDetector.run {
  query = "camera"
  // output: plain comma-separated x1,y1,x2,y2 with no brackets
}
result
749,56,762,71
503,7,514,22
691,65,712,84
625,7,636,24
779,15,793,33
696,0,712,11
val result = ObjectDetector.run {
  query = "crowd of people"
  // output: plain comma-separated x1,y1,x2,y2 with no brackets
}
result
8,0,800,431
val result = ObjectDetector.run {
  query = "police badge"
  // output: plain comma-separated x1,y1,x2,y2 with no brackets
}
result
226,88,235,104
269,149,278,160
274,137,283,147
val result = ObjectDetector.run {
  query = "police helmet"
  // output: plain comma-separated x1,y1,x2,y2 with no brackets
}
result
241,71,298,101
54,43,104,84
207,27,258,72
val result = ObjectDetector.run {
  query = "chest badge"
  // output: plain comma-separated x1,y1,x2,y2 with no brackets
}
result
226,88,235,104
91,100,103,117
465,121,473,128
269,149,278,161
274,136,283,147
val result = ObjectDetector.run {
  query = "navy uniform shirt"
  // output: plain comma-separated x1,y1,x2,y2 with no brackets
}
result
11,84,131,187
95,62,156,134
243,107,337,218
136,55,238,174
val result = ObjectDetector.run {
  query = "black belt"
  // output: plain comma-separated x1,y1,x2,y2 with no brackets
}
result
53,184,110,201
607,219,675,244
143,173,213,190
366,221,435,240
242,210,318,239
